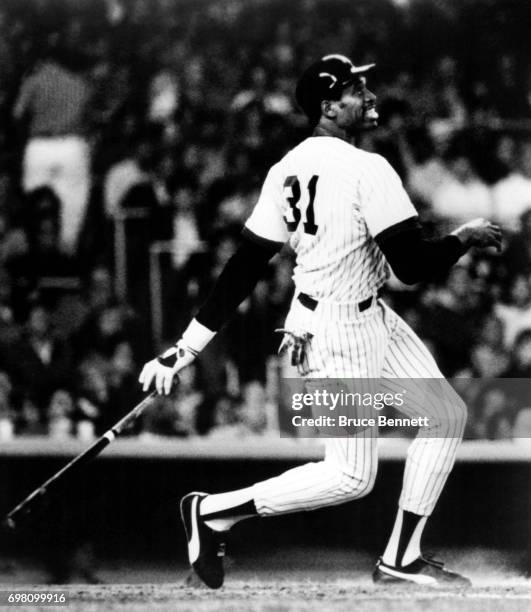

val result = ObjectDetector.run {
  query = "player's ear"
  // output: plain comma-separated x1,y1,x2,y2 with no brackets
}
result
321,99,337,119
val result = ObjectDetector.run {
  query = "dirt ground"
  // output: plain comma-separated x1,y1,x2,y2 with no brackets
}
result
1,548,529,611
13,582,525,612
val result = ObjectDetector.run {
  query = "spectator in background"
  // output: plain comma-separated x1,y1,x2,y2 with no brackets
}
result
405,127,452,211
492,140,531,232
214,183,258,232
232,102,266,166
493,134,518,179
468,385,513,440
68,339,137,439
512,407,531,439
0,371,15,441
24,187,78,298
500,331,531,439
431,138,492,230
75,355,108,437
0,186,75,317
3,187,79,327
421,265,488,375
230,65,294,123
141,364,201,438
103,339,139,433
475,313,506,353
494,273,531,349
207,382,269,440
85,265,115,313
502,209,531,276
0,267,18,344
206,395,242,440
503,329,531,378
231,66,270,113
51,265,117,345
147,64,181,127
73,298,143,365
265,74,295,118
13,36,93,253
6,302,73,416
491,54,530,119
428,56,467,132
103,133,157,220
1,226,31,318
457,342,510,379
456,313,510,379
172,175,202,270
47,389,75,439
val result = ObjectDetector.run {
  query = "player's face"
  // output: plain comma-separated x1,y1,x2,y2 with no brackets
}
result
335,76,378,132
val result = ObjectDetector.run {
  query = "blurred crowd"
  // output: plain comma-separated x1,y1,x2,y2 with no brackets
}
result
0,0,530,442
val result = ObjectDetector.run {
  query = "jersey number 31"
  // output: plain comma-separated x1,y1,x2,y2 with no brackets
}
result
283,175,319,235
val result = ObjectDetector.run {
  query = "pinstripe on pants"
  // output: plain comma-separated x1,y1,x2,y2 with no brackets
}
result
252,298,466,517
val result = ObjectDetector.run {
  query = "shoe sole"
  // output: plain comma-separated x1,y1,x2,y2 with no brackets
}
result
374,566,471,587
374,566,438,586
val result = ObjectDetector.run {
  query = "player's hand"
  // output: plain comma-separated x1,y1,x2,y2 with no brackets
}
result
276,329,313,366
452,218,502,252
138,341,196,395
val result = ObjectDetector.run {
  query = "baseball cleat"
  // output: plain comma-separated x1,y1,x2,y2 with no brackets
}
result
180,491,227,589
372,555,471,587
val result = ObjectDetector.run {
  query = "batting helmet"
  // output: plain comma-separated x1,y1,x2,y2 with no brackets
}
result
295,54,375,125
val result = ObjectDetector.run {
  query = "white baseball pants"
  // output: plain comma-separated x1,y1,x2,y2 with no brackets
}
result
253,297,466,516
23,135,91,253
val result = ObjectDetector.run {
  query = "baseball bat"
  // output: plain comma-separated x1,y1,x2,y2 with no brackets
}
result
3,389,159,531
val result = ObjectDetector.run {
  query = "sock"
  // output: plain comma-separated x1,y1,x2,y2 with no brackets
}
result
200,488,258,532
382,508,428,567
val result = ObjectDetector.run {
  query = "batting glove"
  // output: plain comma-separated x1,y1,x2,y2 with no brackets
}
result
139,319,216,395
138,341,194,395
276,329,313,367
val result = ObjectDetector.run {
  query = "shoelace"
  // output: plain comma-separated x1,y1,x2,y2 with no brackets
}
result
217,542,226,558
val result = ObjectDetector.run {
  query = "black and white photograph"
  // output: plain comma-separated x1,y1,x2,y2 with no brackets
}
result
0,0,530,610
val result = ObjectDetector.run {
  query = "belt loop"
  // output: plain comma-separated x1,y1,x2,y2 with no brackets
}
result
297,293,318,311
297,290,381,315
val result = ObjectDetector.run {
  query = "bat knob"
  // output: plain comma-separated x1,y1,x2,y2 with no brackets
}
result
2,517,16,532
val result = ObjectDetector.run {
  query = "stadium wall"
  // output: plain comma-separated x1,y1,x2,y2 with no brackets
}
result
0,439,529,567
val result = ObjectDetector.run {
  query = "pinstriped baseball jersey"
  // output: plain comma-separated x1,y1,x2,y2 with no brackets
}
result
244,136,417,301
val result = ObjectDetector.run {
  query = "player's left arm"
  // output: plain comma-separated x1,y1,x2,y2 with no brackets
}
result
375,217,501,285
360,156,501,285
139,165,288,394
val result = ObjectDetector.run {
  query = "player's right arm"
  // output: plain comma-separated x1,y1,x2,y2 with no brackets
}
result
139,164,288,395
360,156,502,285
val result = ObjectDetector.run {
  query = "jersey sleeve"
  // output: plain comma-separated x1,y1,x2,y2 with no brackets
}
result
359,155,418,238
243,163,289,248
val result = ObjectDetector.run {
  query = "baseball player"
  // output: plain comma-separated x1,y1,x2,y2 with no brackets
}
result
139,55,501,588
